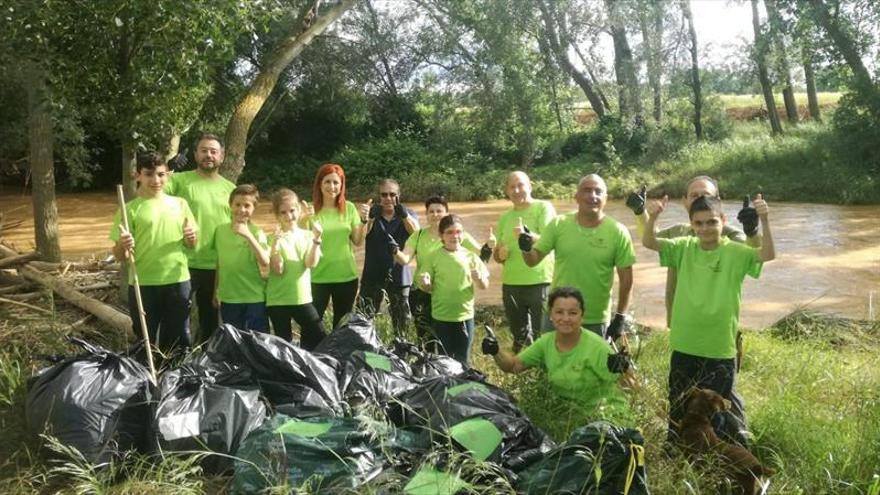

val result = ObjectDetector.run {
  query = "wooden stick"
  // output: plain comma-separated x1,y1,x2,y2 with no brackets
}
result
116,185,157,383
0,252,39,269
0,295,52,314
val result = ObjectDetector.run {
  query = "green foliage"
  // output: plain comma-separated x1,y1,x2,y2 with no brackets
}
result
831,89,880,173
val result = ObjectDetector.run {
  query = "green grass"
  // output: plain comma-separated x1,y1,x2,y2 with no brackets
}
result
717,92,842,109
2,307,878,493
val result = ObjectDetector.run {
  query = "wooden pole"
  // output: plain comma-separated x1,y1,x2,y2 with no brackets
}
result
116,185,157,383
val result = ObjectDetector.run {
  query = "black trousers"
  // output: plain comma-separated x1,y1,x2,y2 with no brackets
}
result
668,350,749,446
189,268,219,343
432,319,475,366
267,304,326,351
311,279,359,330
360,283,411,337
408,288,436,350
502,283,548,352
128,281,191,360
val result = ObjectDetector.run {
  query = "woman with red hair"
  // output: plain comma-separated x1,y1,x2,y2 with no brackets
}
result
301,163,367,329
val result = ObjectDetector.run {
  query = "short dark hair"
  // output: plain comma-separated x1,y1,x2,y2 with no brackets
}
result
548,286,585,313
136,150,166,172
195,132,224,149
688,195,724,219
230,183,260,205
438,214,463,234
425,195,448,212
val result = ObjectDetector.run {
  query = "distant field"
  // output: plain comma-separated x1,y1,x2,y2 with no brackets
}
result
718,92,842,109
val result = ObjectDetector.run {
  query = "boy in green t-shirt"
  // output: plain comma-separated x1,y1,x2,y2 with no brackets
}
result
211,184,270,332
643,194,776,446
110,151,197,356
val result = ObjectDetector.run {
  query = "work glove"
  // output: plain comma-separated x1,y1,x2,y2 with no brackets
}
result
737,195,759,237
607,347,632,374
481,326,499,356
518,225,534,252
479,243,493,263
369,203,383,220
625,185,648,215
606,312,627,340
394,199,407,220
168,148,188,171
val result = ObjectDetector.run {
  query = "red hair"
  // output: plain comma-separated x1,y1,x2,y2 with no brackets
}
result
312,163,347,214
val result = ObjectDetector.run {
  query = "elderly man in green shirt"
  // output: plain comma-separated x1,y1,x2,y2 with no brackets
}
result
165,133,236,342
521,174,636,340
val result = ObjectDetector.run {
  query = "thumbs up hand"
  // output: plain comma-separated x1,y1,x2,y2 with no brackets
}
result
737,195,760,237
516,217,534,252
359,199,373,223
752,193,769,220
183,217,197,247
647,195,668,218
487,227,497,249
625,185,648,215
300,200,314,220
481,326,500,356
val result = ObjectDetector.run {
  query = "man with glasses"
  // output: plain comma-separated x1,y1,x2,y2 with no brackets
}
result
360,178,419,335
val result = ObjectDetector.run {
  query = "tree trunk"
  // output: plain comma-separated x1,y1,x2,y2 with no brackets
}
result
639,1,664,123
121,141,137,200
764,0,799,123
605,0,642,122
806,0,875,95
536,0,606,118
682,0,703,140
803,50,821,121
751,0,783,135
160,132,181,163
24,63,62,262
221,0,357,182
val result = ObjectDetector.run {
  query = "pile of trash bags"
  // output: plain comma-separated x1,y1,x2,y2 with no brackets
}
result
26,313,649,493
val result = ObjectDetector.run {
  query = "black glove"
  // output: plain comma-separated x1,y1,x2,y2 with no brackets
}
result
393,199,407,220
481,326,499,356
625,185,647,215
387,235,400,256
518,225,533,252
479,243,492,263
369,203,383,220
606,312,627,340
607,347,631,374
737,195,759,237
168,148,188,171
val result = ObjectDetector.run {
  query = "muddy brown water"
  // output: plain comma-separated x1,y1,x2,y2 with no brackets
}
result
2,191,878,329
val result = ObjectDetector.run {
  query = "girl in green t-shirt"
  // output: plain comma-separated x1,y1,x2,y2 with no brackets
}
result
483,287,633,418
394,196,484,350
300,164,368,329
266,189,327,350
418,214,489,365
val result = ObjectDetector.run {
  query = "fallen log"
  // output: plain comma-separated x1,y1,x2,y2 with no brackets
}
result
4,291,43,302
0,252,39,269
28,260,119,273
0,283,33,295
20,264,132,334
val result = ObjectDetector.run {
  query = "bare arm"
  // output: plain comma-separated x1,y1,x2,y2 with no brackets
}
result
351,222,367,246
664,268,677,328
754,196,775,262
522,248,548,267
615,266,633,313
642,196,668,252
269,234,284,274
402,214,417,234
471,261,489,290
305,223,323,269
492,349,528,373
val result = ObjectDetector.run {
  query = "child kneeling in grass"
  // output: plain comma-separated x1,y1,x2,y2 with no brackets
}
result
266,188,326,350
418,214,489,365
110,151,197,357
212,184,270,332
643,194,775,446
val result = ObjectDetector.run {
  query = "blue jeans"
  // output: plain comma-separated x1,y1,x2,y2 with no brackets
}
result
220,302,269,333
432,318,475,365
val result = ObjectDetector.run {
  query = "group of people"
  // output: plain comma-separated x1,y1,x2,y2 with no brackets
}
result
110,132,776,446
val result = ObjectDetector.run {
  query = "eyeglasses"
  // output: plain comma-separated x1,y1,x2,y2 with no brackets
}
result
380,192,398,198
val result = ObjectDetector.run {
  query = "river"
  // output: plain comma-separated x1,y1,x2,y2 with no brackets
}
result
2,192,878,329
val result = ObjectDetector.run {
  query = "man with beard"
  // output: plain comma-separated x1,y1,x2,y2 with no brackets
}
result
166,133,236,342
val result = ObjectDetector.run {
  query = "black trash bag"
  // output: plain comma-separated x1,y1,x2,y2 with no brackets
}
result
340,350,418,406
154,362,267,473
201,324,341,410
515,421,649,495
313,311,383,362
389,376,555,472
390,339,486,382
231,414,421,493
26,337,153,464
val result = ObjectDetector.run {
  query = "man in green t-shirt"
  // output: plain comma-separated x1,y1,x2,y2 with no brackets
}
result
110,151,197,357
165,133,235,342
492,171,556,352
643,194,776,446
522,174,635,340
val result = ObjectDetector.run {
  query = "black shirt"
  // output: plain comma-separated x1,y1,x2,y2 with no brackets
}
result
361,208,418,287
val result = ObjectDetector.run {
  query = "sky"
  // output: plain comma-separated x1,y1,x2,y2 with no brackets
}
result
691,0,755,65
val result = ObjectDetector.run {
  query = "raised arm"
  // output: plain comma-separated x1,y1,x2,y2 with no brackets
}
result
642,195,668,252
754,194,775,262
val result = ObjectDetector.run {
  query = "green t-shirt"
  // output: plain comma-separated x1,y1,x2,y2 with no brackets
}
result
658,222,746,242
659,237,763,359
266,228,313,306
109,195,195,286
165,170,236,269
421,247,487,322
404,227,481,278
534,213,636,324
495,200,555,285
311,202,359,283
518,330,627,414
212,222,268,304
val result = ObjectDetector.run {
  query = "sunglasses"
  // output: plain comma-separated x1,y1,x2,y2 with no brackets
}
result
380,192,398,198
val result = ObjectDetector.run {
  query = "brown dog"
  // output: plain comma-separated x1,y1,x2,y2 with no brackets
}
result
678,388,774,495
